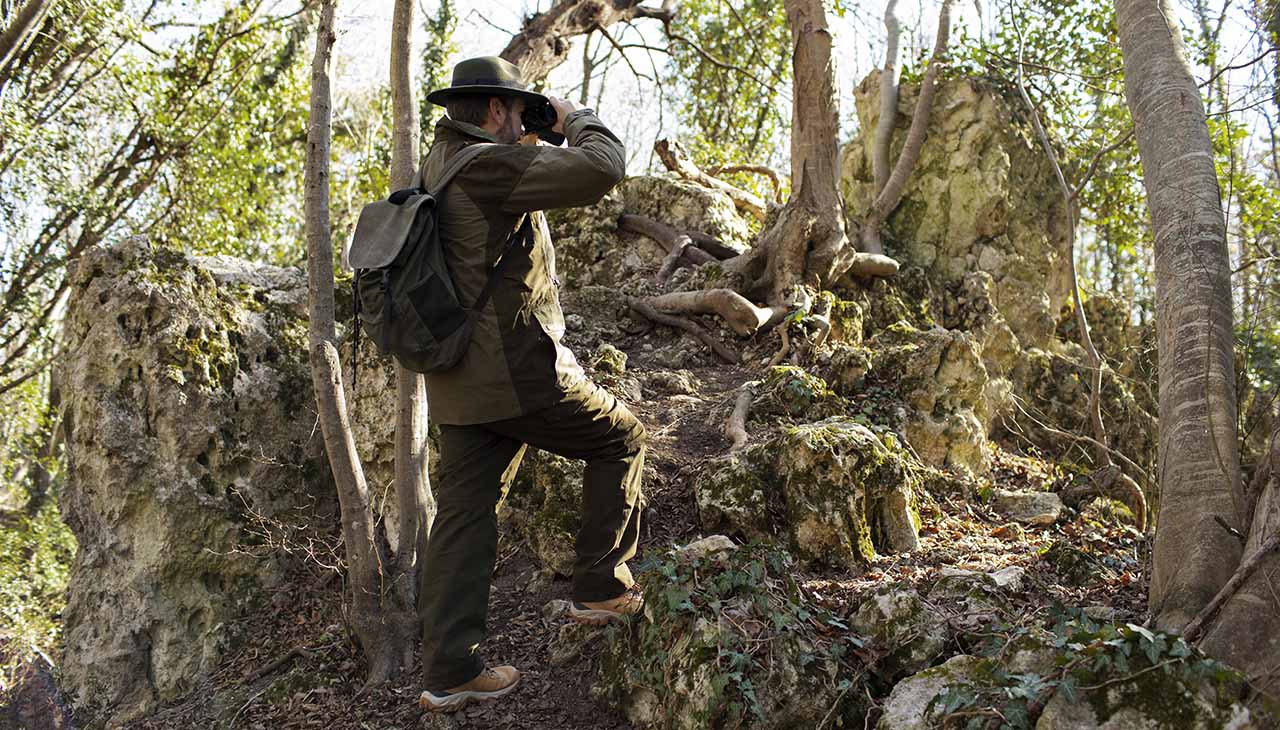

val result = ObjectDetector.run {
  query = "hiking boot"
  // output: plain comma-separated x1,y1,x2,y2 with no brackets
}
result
418,665,521,712
569,587,644,624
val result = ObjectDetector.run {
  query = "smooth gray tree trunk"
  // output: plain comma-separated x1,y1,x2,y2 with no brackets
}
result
1115,0,1243,631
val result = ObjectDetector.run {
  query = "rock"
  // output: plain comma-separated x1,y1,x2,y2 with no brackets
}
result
644,369,698,395
523,568,556,594
877,655,983,730
927,572,1011,630
842,72,1072,351
548,622,606,668
695,418,922,569
500,451,584,576
593,343,628,375
1035,679,1255,730
57,240,329,723
936,565,1026,592
596,545,866,729
543,599,572,620
850,588,949,680
992,488,1064,526
752,365,843,421
674,535,736,561
861,323,992,476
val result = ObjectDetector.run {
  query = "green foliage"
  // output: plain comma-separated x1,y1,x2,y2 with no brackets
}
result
664,0,790,197
0,501,76,688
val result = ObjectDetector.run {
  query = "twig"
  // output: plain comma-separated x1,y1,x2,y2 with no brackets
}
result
726,382,756,451
1183,532,1280,642
629,298,738,363
245,644,318,683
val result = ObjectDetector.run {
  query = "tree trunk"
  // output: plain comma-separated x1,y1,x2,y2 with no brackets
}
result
1115,0,1243,631
0,0,52,88
873,0,902,195
305,0,412,685
499,0,673,81
860,0,952,256
389,0,434,676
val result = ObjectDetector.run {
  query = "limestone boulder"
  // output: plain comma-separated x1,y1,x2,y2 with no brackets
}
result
877,655,983,730
57,239,329,723
695,418,921,570
597,545,866,729
850,588,949,680
993,488,1065,526
842,71,1072,350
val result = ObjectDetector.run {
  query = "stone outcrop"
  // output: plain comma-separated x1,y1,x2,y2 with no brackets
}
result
57,239,329,723
695,418,920,569
842,71,1072,351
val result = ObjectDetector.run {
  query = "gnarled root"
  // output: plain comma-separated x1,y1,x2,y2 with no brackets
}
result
619,214,717,266
629,298,738,363
645,289,776,337
655,139,768,222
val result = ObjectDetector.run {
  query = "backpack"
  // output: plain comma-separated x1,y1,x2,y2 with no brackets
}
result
348,143,531,374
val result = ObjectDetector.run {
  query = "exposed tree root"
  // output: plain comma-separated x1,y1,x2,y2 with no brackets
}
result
618,214,717,265
655,139,769,222
846,250,901,278
629,298,738,363
1183,532,1280,643
645,289,777,337
726,382,756,450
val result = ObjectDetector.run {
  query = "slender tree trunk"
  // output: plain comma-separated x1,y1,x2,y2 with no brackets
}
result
873,0,902,195
1115,0,1243,630
389,0,434,658
306,0,413,685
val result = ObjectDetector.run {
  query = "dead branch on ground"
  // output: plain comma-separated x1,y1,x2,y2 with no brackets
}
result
706,164,784,202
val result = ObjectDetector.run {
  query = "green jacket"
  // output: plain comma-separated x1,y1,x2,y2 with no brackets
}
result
420,110,626,425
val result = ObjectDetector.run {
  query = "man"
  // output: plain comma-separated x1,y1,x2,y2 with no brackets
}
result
415,56,646,713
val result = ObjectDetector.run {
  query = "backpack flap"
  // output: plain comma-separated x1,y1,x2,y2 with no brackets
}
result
348,194,436,270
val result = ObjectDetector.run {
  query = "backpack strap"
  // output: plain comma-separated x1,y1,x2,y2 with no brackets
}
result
471,216,533,313
420,142,493,196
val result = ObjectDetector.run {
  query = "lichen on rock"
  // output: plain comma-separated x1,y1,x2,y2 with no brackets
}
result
57,238,329,723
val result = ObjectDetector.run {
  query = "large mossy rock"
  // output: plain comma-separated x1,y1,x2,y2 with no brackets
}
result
597,545,866,729
499,449,586,576
57,239,329,724
842,71,1071,351
547,174,753,288
695,418,921,570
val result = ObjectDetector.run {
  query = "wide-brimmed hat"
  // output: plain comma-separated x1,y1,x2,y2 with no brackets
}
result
426,56,549,107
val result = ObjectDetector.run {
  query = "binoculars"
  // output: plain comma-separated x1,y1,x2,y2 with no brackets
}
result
521,100,566,146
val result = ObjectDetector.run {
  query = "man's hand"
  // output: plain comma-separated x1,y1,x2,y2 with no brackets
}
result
549,96,576,135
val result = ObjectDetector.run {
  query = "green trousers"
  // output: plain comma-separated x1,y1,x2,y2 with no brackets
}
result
418,380,646,690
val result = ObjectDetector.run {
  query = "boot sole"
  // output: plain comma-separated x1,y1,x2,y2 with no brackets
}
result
418,677,520,713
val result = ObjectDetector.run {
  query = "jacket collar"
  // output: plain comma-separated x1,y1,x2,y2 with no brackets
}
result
435,116,499,144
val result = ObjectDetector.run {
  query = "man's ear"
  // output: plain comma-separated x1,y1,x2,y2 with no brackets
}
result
488,96,507,126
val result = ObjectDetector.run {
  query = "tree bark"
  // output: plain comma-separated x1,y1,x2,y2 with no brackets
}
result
860,0,952,256
873,0,902,195
389,0,433,675
500,0,674,81
0,0,52,88
305,0,412,685
1115,0,1243,631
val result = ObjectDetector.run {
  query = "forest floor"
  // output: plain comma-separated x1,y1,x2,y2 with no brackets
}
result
102,323,1148,730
